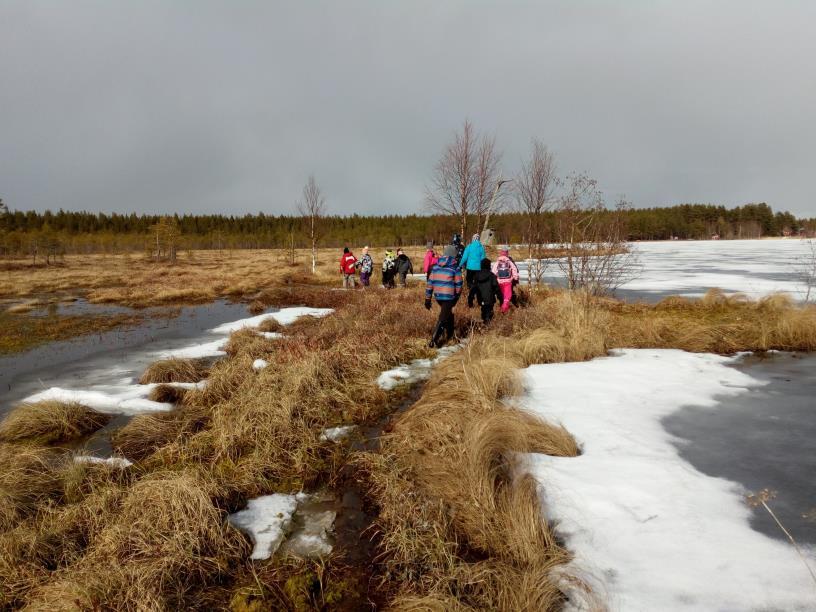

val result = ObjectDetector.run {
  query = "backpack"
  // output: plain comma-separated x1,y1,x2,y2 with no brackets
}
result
496,258,513,280
383,256,395,272
361,255,373,274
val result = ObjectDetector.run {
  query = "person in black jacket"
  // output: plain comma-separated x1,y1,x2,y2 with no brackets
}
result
467,258,503,324
395,248,414,287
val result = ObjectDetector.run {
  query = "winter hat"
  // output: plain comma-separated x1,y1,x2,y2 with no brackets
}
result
343,247,349,253
443,245,457,258
472,233,480,241
480,258,491,270
500,248,509,256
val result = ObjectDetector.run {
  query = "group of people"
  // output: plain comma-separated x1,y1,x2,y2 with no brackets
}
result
339,233,520,347
423,233,519,347
339,246,414,289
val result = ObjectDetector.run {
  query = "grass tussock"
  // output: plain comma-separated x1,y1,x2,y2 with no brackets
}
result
609,288,816,353
138,357,210,384
147,383,188,404
257,316,282,333
0,401,111,445
358,333,582,609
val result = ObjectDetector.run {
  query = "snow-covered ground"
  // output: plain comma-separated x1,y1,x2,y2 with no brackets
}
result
516,238,812,300
518,349,816,611
17,307,333,416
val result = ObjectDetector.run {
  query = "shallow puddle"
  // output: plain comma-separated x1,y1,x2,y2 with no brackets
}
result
663,351,816,544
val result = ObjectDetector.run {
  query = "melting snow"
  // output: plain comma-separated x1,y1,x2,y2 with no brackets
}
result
228,491,336,560
320,425,356,442
74,455,133,468
252,359,269,371
210,307,333,334
377,344,462,390
519,349,816,611
228,494,299,560
23,386,172,414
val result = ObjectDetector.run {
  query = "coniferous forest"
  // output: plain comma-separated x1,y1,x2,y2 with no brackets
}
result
0,201,813,257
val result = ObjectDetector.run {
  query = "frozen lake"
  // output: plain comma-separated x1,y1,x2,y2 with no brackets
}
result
515,238,813,301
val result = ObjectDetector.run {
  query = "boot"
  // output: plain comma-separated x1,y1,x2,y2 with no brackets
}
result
429,321,445,348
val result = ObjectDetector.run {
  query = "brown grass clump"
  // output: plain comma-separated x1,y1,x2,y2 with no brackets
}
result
257,316,283,333
359,333,581,609
247,299,266,315
138,357,210,384
147,383,188,404
0,445,63,533
0,401,111,445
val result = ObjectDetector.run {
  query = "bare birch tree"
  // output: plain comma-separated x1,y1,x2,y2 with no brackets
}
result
515,139,558,285
473,133,503,233
553,173,640,299
425,120,502,238
799,239,816,302
297,175,325,274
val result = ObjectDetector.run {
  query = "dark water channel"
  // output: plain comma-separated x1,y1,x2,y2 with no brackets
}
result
0,299,251,415
663,352,816,544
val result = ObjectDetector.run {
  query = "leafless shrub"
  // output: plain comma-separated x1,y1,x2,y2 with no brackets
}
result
553,174,641,298
515,139,558,285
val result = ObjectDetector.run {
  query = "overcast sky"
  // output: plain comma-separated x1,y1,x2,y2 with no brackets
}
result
1,1,814,217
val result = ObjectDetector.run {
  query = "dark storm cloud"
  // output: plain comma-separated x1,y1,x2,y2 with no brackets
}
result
1,1,814,217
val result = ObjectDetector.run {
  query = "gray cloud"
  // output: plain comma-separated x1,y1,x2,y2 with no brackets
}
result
1,0,814,217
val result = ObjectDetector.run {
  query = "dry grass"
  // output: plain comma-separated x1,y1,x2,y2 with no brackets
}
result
358,332,581,610
0,247,426,308
147,383,189,404
0,401,111,445
138,357,210,384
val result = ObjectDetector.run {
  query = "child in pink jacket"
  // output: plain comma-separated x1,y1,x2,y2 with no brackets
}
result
422,241,438,275
491,248,520,313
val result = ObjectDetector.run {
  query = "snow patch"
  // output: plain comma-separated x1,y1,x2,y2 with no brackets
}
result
159,339,227,359
74,455,133,469
320,425,356,442
210,307,333,334
23,386,172,415
228,491,336,560
377,344,462,390
252,359,269,371
227,494,299,560
519,349,816,611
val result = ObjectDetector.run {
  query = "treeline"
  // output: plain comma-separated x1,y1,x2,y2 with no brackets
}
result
0,203,814,257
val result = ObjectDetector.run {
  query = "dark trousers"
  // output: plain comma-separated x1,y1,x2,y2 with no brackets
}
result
465,269,478,288
480,303,495,324
432,299,456,345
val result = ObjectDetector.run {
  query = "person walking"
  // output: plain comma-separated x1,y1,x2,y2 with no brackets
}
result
491,247,520,313
451,233,465,265
467,258,503,324
424,245,463,348
359,246,374,287
422,241,438,275
339,247,358,289
459,233,486,288
395,248,414,287
382,249,397,289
